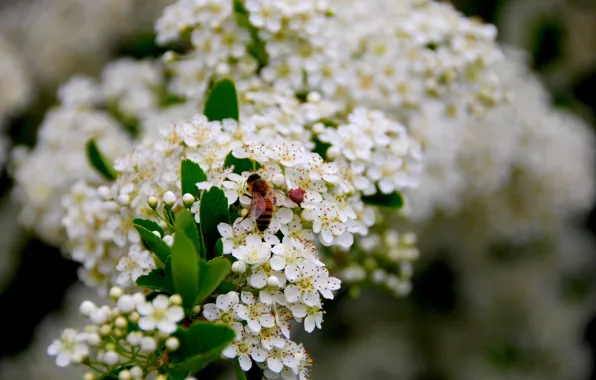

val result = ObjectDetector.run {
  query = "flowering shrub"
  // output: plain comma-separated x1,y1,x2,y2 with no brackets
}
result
9,0,588,379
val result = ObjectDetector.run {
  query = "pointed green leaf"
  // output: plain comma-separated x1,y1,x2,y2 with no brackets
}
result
86,139,117,181
133,218,164,238
177,210,203,258
181,159,207,197
223,152,261,175
361,190,404,209
171,322,235,373
136,268,170,293
216,281,239,294
200,187,230,256
195,257,231,304
167,370,190,380
204,79,239,122
171,212,200,310
213,239,224,258
134,223,171,264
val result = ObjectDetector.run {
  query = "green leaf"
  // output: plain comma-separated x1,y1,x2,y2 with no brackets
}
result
200,187,230,256
133,223,171,265
216,281,239,294
167,369,190,380
171,212,200,310
361,190,404,209
86,139,117,181
133,218,164,238
171,322,235,373
177,209,203,258
181,159,207,197
195,257,231,304
223,152,261,175
204,79,239,122
136,268,170,293
235,360,247,380
214,239,224,258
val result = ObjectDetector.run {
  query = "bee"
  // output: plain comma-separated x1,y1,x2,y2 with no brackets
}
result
244,173,297,231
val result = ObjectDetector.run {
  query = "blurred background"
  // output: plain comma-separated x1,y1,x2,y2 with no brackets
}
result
0,0,594,379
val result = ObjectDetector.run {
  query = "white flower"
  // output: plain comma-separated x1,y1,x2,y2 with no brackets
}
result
115,245,156,287
222,326,268,371
270,237,324,281
202,291,243,333
232,234,272,265
137,295,184,334
47,329,89,367
235,292,276,333
284,263,340,306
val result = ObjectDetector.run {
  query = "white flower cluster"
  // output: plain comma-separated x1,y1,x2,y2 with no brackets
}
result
47,288,184,379
62,108,373,377
335,229,419,297
403,47,596,244
11,104,131,246
317,107,423,195
156,0,504,116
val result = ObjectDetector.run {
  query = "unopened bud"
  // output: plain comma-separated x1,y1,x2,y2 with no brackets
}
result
163,235,174,246
267,276,280,287
109,287,123,300
232,261,246,273
169,294,182,306
163,191,177,206
152,230,161,238
147,196,158,209
192,305,202,315
166,337,180,351
182,193,195,207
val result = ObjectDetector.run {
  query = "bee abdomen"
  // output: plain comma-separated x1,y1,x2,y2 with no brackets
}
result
256,213,272,231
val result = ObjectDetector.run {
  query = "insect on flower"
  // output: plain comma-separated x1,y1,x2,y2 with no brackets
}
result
244,173,296,231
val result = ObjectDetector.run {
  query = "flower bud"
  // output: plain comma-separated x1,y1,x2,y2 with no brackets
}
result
267,276,280,287
117,295,135,313
166,337,180,351
114,317,127,329
152,230,161,238
128,312,140,323
156,375,167,380
169,294,182,306
163,235,174,246
79,301,96,317
84,372,96,380
86,333,101,346
99,325,111,336
163,191,176,206
97,186,110,198
140,337,157,353
102,351,119,365
147,196,158,209
130,366,143,379
127,332,143,346
119,370,132,380
192,305,202,315
117,194,130,205
272,174,285,186
182,193,195,207
109,287,123,300
232,261,246,273
105,343,117,352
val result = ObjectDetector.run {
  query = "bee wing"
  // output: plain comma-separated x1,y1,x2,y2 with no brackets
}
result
250,193,268,221
270,188,297,208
